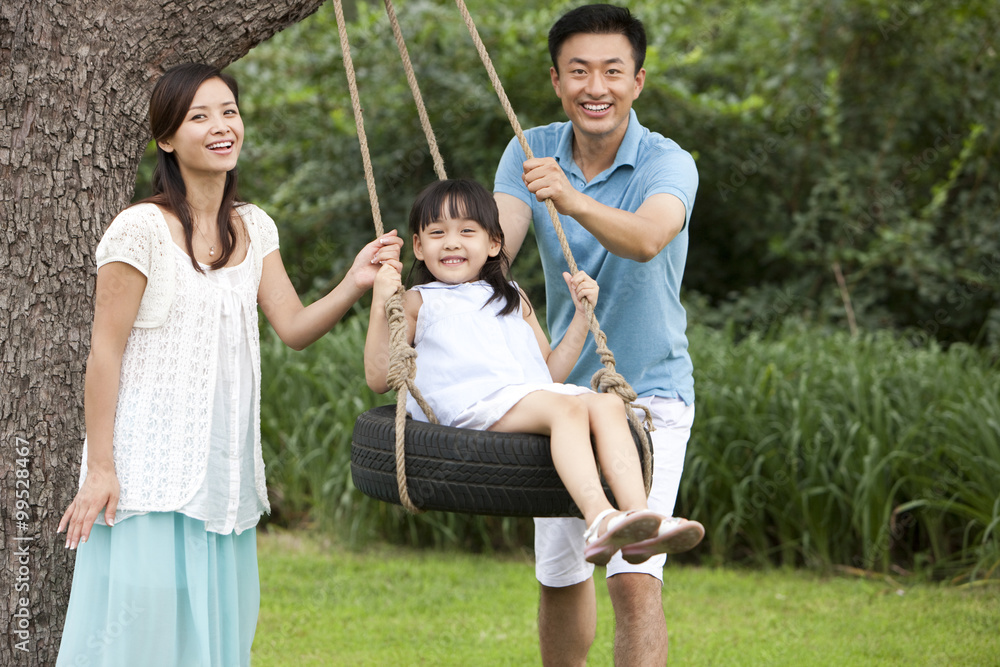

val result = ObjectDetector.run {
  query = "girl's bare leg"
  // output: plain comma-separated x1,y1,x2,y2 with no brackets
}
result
578,392,650,513
489,391,613,524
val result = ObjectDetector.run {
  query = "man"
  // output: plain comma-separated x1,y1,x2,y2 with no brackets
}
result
493,5,699,665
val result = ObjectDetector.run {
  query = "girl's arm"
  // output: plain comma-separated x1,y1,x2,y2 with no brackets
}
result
258,230,403,351
364,262,420,393
525,271,599,383
58,262,146,549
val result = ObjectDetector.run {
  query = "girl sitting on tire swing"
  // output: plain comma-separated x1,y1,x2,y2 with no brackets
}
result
364,178,703,564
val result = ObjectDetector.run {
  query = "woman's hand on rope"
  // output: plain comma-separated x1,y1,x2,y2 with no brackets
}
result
348,229,404,292
564,270,599,314
57,462,120,550
523,157,583,215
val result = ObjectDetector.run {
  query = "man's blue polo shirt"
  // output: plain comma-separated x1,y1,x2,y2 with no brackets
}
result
494,109,698,404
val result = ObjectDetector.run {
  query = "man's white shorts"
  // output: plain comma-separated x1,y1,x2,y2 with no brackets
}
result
533,396,694,587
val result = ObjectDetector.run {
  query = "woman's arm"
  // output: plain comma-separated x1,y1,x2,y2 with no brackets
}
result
525,271,598,383
58,261,146,549
258,231,403,351
364,263,420,393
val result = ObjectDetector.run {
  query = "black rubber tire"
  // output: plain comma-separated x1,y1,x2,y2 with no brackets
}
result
351,405,652,517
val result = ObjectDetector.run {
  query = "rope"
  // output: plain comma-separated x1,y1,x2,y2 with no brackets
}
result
384,0,448,181
451,0,653,492
338,0,654,502
333,0,438,513
332,0,383,237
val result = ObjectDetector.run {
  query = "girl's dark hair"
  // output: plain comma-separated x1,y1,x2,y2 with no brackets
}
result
548,4,647,75
139,63,242,272
408,179,522,316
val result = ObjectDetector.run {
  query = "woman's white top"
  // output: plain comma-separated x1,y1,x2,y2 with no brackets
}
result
79,203,278,534
406,281,589,430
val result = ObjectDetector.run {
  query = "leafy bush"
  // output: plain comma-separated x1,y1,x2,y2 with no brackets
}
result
130,1,999,345
214,0,1000,346
260,311,999,581
681,319,1000,581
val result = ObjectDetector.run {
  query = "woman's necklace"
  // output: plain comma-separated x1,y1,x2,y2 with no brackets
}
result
194,219,217,257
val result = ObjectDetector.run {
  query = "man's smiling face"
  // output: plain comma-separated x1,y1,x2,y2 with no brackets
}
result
550,32,645,145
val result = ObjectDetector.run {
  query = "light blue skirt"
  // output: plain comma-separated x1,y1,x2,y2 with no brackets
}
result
56,512,259,667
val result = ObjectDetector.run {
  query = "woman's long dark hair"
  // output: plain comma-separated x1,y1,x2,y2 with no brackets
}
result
408,179,522,316
140,63,242,272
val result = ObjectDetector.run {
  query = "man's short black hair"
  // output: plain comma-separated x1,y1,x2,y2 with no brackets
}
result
548,4,647,74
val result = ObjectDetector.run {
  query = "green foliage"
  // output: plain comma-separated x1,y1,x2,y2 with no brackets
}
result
682,318,1000,581
228,0,560,299
205,0,998,344
260,312,999,581
662,0,1000,345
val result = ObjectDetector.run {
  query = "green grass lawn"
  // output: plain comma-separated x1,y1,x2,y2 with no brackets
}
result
253,530,1000,666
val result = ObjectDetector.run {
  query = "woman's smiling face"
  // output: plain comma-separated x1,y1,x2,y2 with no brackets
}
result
157,77,243,179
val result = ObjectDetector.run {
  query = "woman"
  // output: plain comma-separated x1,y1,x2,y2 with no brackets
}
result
56,63,402,666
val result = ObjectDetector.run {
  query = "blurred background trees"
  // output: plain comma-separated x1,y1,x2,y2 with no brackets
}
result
129,0,998,576
133,0,999,346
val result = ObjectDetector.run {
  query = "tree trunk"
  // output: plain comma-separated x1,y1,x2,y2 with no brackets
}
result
0,0,325,663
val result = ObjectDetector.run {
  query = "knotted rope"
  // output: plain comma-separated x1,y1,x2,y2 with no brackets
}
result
333,0,436,513
452,0,653,492
337,0,653,507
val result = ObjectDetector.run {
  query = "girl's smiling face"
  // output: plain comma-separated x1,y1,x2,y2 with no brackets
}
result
156,77,243,179
413,215,501,285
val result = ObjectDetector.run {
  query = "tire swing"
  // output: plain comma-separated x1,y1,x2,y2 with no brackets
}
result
339,0,654,517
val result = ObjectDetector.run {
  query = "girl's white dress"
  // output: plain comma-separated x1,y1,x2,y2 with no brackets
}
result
406,281,589,430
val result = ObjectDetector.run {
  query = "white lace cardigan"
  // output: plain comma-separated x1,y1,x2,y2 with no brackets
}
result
78,202,278,514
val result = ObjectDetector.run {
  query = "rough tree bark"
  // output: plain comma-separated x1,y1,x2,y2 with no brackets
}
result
0,0,326,663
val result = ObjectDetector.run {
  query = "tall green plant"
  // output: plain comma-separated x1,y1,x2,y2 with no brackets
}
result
258,306,999,580
683,319,1000,580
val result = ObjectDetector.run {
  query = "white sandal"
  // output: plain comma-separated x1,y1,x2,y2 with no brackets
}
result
619,517,705,564
583,509,660,566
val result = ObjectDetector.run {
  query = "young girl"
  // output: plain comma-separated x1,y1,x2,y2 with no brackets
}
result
365,179,703,565
55,63,402,666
